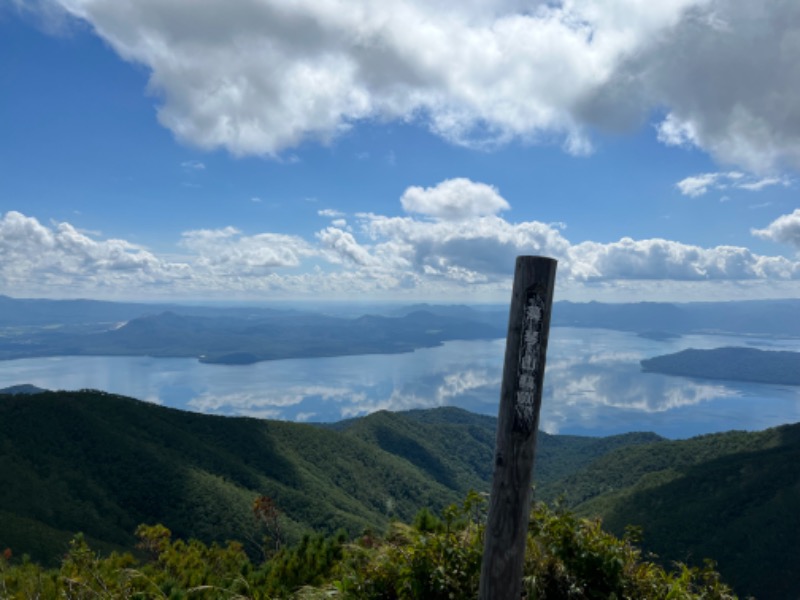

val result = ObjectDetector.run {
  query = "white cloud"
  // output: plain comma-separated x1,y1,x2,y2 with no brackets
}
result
631,0,800,172
737,177,788,192
316,226,375,266
676,172,730,197
180,226,315,270
569,237,799,281
39,0,686,155
318,208,345,218
752,209,800,250
676,171,789,197
357,212,570,283
43,0,800,172
5,183,800,302
400,178,509,221
0,211,185,292
180,160,206,170
655,112,700,148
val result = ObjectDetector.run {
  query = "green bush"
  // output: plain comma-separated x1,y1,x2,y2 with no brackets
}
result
0,492,743,599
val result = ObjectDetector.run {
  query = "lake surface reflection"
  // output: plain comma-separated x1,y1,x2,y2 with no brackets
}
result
1,327,799,439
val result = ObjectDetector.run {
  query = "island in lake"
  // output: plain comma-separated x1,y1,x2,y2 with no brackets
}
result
641,347,800,386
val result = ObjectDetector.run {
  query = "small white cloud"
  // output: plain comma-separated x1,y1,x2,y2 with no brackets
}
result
562,131,594,157
737,177,789,192
400,178,510,221
180,160,206,170
250,196,263,203
675,173,723,197
752,209,800,250
318,208,345,218
656,113,700,148
676,172,791,197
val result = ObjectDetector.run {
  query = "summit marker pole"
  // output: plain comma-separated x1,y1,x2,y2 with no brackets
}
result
479,255,557,600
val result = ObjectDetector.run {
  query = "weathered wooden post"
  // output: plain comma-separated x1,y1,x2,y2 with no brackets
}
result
479,255,557,600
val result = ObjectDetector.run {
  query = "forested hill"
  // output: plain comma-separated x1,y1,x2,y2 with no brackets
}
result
540,423,800,599
2,390,799,598
0,390,655,566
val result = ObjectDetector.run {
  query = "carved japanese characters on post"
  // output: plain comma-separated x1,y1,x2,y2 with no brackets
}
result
513,290,545,435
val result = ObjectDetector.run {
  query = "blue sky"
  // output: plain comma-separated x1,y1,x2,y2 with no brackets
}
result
2,0,799,303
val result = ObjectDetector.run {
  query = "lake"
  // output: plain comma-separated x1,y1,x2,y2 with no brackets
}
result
1,327,799,439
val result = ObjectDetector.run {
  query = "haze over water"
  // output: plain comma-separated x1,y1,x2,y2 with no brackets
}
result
2,327,799,439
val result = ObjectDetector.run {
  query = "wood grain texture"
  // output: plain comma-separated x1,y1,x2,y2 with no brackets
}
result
479,256,557,600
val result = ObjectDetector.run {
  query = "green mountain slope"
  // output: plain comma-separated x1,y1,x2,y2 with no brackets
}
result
0,391,656,567
543,424,800,599
0,390,461,565
333,406,662,490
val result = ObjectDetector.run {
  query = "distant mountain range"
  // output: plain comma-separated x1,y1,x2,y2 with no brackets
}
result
1,295,799,364
1,389,797,598
553,298,800,337
0,307,505,363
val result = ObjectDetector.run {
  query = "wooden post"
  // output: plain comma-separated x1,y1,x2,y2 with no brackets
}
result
479,255,557,600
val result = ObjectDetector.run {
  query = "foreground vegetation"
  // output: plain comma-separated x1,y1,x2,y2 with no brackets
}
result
0,493,742,599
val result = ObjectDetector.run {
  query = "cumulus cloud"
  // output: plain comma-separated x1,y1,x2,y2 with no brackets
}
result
0,211,315,298
19,1,660,153
631,0,800,172
180,226,315,271
569,237,799,281
0,211,183,291
400,178,509,220
5,182,800,301
42,0,800,172
316,226,375,266
752,209,800,250
357,212,571,283
676,171,789,197
676,172,741,197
